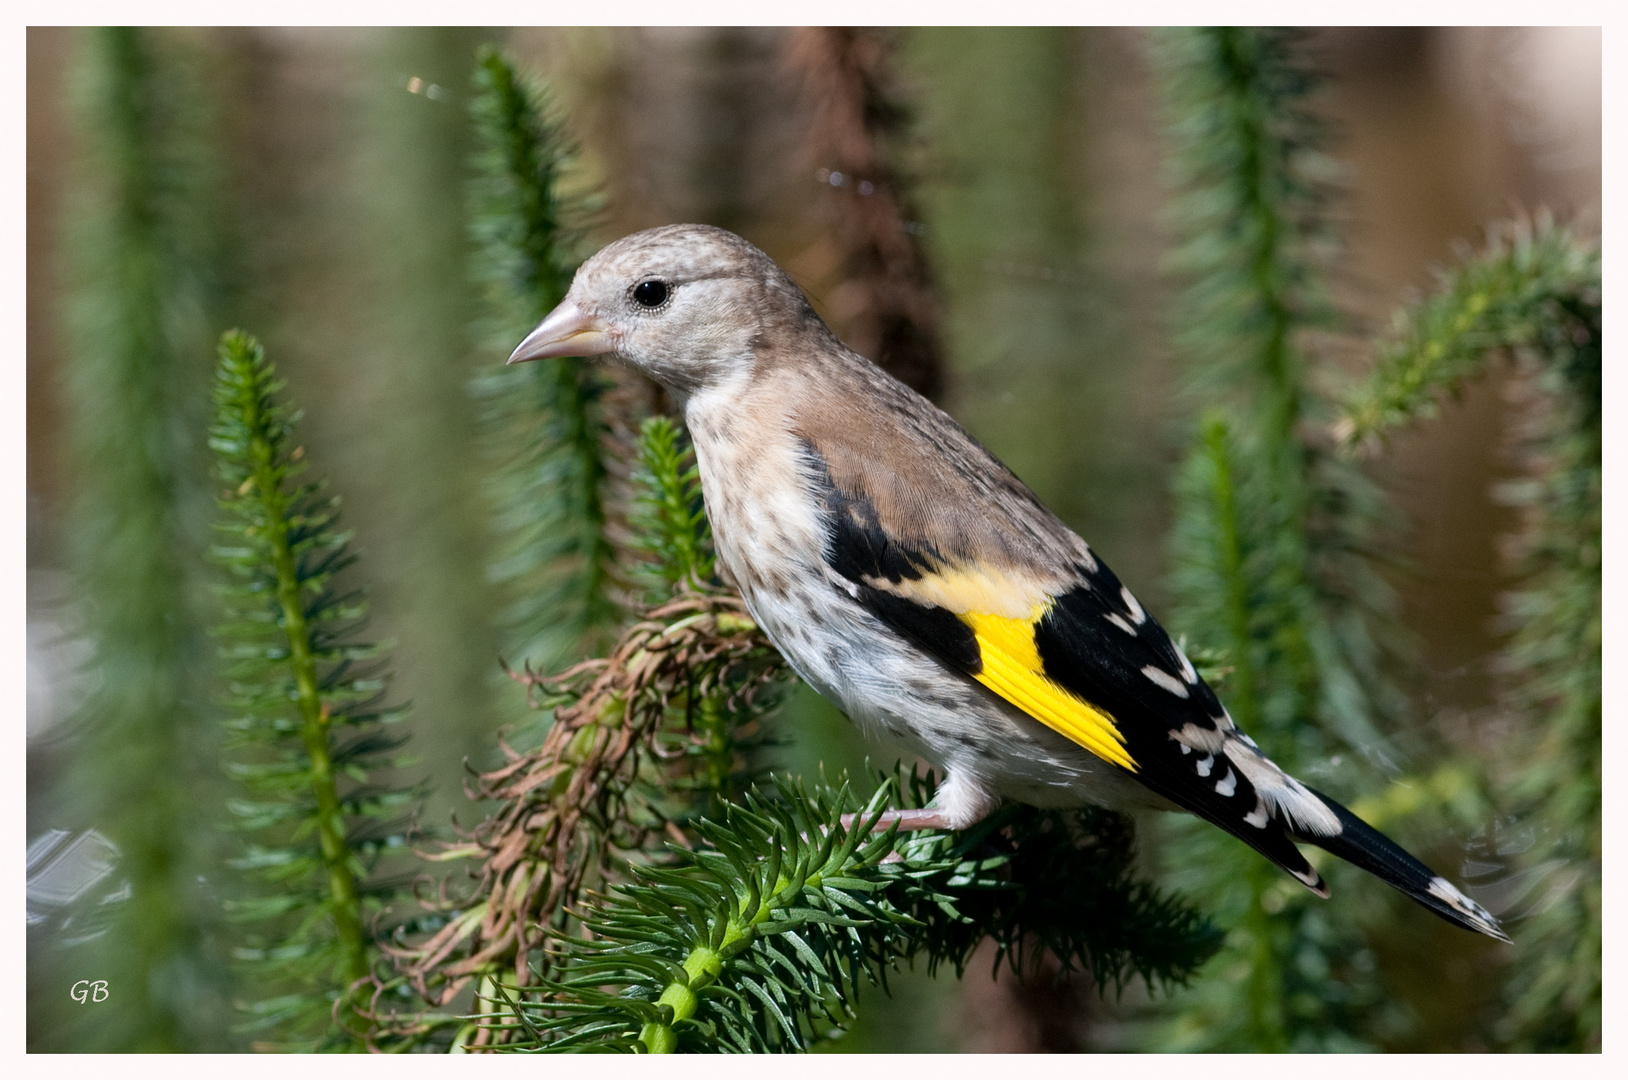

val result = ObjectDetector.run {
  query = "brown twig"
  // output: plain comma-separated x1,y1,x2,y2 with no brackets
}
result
367,584,784,1048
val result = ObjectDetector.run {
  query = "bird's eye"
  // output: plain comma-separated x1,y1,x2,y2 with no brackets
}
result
632,280,670,308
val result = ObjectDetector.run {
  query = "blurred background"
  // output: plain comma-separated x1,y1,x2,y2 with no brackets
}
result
26,26,1600,1052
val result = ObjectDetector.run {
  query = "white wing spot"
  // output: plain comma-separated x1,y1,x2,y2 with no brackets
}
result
1173,722,1227,753
1104,612,1138,636
1214,768,1237,798
1141,665,1190,698
1177,742,1191,755
1120,585,1147,625
1195,754,1214,777
1175,645,1198,684
1244,800,1270,828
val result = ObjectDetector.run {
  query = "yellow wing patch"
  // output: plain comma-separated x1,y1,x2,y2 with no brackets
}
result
864,563,1055,619
960,606,1137,772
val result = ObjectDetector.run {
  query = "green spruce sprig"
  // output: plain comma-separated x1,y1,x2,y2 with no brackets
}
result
1339,218,1600,449
628,415,716,597
485,773,1217,1053
467,46,618,678
509,778,971,1053
209,330,421,1051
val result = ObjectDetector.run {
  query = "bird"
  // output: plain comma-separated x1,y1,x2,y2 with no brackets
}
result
507,223,1508,942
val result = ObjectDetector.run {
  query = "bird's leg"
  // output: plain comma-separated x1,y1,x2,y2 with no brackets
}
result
838,771,999,833
839,807,959,832
835,808,959,865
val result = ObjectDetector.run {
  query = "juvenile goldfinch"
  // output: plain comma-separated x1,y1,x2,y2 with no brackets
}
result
509,224,1508,942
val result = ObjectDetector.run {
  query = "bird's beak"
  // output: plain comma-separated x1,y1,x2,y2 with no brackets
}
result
506,300,614,364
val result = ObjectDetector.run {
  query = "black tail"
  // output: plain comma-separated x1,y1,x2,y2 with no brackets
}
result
1299,786,1509,941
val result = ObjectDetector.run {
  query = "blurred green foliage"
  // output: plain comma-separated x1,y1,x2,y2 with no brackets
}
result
347,29,504,815
1343,220,1601,1050
1151,29,1598,1053
1153,29,1418,1050
47,26,234,1052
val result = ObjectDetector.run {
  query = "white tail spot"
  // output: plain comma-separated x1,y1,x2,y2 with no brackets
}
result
1220,741,1342,837
1292,866,1329,896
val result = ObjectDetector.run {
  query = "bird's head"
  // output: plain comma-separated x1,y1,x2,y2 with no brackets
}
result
507,224,823,397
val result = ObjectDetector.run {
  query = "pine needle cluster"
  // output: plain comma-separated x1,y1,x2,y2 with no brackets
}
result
501,779,981,1052
482,775,1217,1052
208,330,422,1050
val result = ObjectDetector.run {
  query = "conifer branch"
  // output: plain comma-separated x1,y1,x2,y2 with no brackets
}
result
504,779,970,1053
483,778,1217,1052
209,330,421,1050
1337,217,1600,451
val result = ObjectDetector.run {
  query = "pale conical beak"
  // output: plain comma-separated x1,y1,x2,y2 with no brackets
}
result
507,300,614,364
